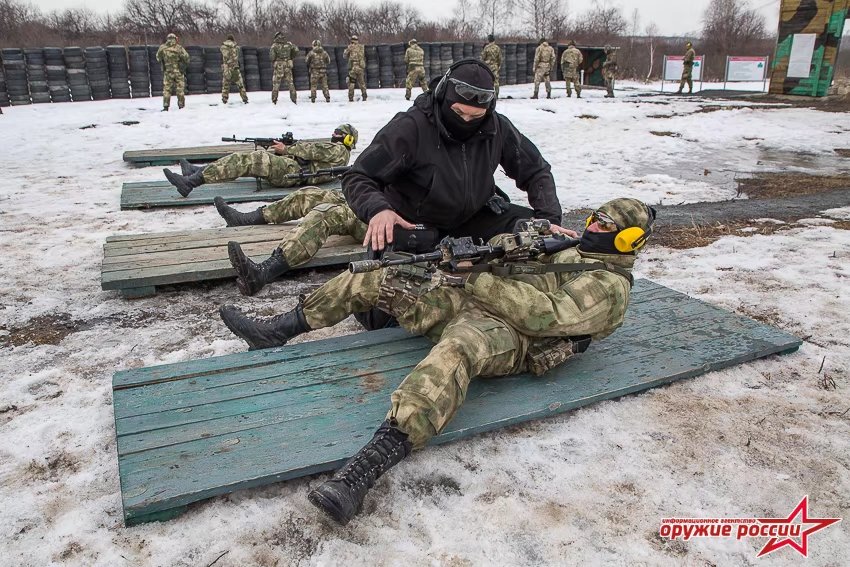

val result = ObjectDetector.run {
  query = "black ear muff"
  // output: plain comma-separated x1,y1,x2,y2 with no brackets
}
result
433,58,497,109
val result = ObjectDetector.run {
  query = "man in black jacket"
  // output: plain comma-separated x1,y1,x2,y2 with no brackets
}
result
342,59,573,252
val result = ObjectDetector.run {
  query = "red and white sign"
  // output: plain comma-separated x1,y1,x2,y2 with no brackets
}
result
663,55,704,82
726,56,768,82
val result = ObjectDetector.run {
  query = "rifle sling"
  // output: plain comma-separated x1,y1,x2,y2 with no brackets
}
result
460,262,634,287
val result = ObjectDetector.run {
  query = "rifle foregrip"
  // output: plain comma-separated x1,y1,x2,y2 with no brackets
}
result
349,260,384,273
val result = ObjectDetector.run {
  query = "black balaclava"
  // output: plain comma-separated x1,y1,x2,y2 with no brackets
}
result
439,62,495,142
579,229,619,255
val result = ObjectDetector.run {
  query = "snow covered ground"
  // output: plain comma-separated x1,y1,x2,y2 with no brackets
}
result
0,82,848,566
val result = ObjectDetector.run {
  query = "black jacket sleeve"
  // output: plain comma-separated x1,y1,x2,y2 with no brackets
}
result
342,113,419,223
497,114,562,225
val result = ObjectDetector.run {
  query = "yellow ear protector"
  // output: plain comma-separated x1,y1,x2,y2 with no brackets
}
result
342,134,355,148
585,205,655,253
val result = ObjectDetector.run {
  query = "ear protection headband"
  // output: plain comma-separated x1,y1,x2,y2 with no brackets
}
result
433,58,497,107
585,203,657,253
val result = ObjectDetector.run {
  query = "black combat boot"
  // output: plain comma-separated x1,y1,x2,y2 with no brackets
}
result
179,159,206,177
308,419,412,525
228,242,290,296
214,197,267,227
219,303,311,350
163,168,205,197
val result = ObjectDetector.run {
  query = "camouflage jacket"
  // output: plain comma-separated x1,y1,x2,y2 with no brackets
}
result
271,40,299,68
404,45,425,69
481,42,502,73
534,43,555,71
683,48,696,66
306,47,330,71
286,141,351,172
156,40,189,73
220,40,240,68
463,246,634,340
603,50,618,71
561,46,583,72
344,42,365,70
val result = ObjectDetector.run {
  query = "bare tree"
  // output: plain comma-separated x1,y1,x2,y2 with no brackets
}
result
120,0,218,36
516,0,567,40
645,21,658,80
701,0,766,53
577,0,626,44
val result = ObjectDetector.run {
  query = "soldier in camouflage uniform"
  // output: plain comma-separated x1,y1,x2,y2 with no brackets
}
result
155,33,189,111
602,45,618,98
162,123,357,198
480,34,502,98
204,125,359,296
560,40,583,98
344,35,367,102
306,40,331,103
677,41,696,95
219,197,656,525
221,34,248,104
271,32,299,104
404,39,428,101
532,38,556,99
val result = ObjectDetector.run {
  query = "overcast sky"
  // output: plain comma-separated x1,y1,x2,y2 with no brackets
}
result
32,0,783,37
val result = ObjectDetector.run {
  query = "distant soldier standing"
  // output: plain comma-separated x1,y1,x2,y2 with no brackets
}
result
155,33,189,111
404,39,428,101
344,34,367,102
481,34,502,98
560,40,583,98
677,41,696,95
532,38,555,99
221,34,248,105
602,45,618,98
271,32,299,104
307,40,331,103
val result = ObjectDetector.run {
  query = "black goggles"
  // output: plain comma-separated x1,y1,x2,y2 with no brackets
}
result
449,78,496,104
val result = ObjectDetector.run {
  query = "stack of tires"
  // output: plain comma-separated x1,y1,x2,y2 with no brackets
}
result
377,44,393,88
429,44,441,82
64,47,90,101
186,46,205,94
44,48,71,102
451,42,463,65
128,46,150,97
326,47,339,90
365,45,379,90
293,47,308,92
242,47,261,92
526,43,536,83
86,47,110,100
257,47,273,91
463,42,474,59
0,61,9,107
440,43,453,75
24,49,50,103
204,47,222,94
106,45,130,98
505,43,517,85
391,43,406,88
2,48,29,105
515,43,527,84
148,46,163,97
422,43,432,82
497,44,507,87
335,47,348,90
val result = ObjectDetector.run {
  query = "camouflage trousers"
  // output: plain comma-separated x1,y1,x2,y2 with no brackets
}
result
564,72,581,96
261,188,366,267
309,69,330,101
272,64,297,103
533,69,551,97
679,67,693,93
347,68,367,101
203,150,307,187
604,70,616,96
222,65,248,103
162,70,185,109
301,268,529,449
405,66,427,99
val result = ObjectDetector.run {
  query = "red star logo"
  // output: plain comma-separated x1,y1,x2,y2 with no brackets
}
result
756,496,841,557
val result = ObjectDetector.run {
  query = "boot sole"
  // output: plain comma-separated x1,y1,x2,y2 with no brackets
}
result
308,489,352,526
227,242,260,296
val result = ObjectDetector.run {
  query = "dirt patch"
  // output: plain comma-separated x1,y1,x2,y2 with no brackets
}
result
835,148,850,158
653,220,792,249
1,314,83,347
25,451,80,483
650,131,680,137
737,172,850,199
578,114,598,120
402,474,463,497
758,93,850,113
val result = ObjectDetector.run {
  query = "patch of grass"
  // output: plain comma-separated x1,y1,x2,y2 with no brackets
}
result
736,172,850,199
652,220,792,249
650,131,680,137
834,148,850,158
577,114,598,119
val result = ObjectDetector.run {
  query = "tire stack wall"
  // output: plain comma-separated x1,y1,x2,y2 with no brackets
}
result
526,43,536,83
326,47,339,90
2,48,29,105
257,46,273,91
515,43,527,84
463,42,473,59
364,45,379,89
377,44,393,88
44,47,71,102
439,43,453,75
243,46,260,91
106,45,130,98
24,48,50,103
505,43,517,85
451,42,463,65
293,47,308,91
64,47,90,101
0,62,8,107
335,47,348,89
185,46,206,95
86,47,110,100
204,46,222,94
147,46,163,97
497,44,507,86
422,43,431,82
128,46,150,97
391,43,405,88
555,44,566,81
429,43,441,81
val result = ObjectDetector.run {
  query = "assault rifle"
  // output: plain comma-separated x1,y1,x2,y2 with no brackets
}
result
349,219,579,275
222,131,297,149
280,165,352,181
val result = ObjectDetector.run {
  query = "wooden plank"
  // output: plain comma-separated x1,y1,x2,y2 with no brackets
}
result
101,226,366,294
111,280,802,525
120,178,342,210
122,139,327,166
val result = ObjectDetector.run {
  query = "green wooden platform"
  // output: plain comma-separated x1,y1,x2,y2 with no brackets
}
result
120,178,342,210
101,225,365,299
111,279,801,525
122,139,327,167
